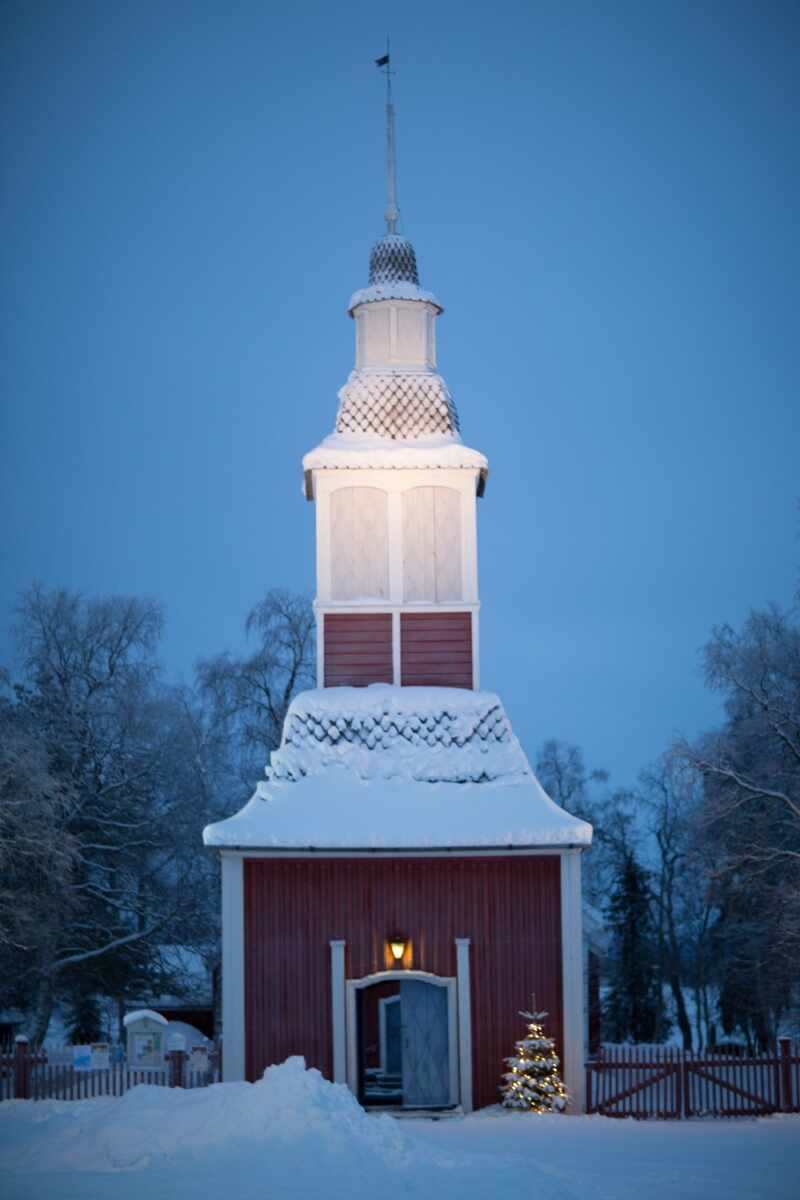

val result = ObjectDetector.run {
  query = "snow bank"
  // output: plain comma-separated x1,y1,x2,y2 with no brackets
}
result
0,1057,405,1174
2,1071,798,1200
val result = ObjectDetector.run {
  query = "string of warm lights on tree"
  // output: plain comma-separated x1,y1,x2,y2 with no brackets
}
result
500,1006,568,1113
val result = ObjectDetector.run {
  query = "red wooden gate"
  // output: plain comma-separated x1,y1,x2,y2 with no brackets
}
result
586,1039,799,1119
586,1046,682,1118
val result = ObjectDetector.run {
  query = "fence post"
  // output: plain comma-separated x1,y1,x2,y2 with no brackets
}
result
13,1036,30,1100
779,1037,792,1113
168,1049,187,1089
680,1049,690,1118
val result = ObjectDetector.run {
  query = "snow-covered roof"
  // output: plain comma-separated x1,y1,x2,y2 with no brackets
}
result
348,234,443,314
303,433,487,492
348,281,442,313
203,686,592,850
335,370,459,439
123,1009,168,1028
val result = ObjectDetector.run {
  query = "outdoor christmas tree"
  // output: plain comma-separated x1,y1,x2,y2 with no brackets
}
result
500,1005,568,1112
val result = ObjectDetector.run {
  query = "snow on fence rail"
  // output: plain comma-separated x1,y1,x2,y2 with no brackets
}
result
0,1038,220,1101
586,1038,799,1119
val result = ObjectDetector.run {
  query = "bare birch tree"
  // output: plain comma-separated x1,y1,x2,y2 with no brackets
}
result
675,605,800,1044
197,589,315,780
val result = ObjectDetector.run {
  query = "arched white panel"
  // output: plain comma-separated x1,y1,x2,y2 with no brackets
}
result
403,486,462,602
396,307,425,363
330,486,389,601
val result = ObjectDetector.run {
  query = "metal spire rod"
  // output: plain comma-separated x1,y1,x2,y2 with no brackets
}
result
377,38,399,234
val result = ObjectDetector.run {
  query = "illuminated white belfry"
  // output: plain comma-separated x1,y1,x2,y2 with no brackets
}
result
304,69,488,691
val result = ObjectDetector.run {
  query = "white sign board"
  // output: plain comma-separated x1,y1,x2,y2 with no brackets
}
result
90,1043,110,1070
73,1042,111,1070
131,1031,163,1067
190,1045,209,1072
72,1045,91,1071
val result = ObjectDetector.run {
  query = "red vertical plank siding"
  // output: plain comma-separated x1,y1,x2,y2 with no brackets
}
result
400,613,473,688
244,855,563,1111
324,614,393,687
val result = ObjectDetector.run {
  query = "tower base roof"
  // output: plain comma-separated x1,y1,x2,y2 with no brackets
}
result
203,686,592,850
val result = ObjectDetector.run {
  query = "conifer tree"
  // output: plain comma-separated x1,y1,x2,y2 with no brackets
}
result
500,1006,568,1112
604,849,664,1042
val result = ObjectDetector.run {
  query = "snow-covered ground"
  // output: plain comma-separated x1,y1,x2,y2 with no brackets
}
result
0,1057,797,1200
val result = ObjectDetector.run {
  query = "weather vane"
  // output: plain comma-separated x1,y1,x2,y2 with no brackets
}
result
375,39,399,234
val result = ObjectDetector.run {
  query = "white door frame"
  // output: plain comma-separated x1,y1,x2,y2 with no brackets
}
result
345,970,460,1108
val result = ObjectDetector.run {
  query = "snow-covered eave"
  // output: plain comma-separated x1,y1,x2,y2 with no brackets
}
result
211,842,591,854
303,436,489,499
201,782,593,852
347,283,443,315
202,687,592,851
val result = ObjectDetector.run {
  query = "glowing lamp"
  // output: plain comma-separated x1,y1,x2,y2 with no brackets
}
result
388,935,406,963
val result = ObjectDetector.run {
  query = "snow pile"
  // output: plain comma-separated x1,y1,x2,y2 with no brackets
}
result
271,686,528,785
165,1019,211,1047
122,1010,167,1028
0,1057,405,1175
2,1076,799,1200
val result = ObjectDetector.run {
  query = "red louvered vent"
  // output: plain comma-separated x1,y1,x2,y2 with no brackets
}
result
323,613,393,687
400,612,473,689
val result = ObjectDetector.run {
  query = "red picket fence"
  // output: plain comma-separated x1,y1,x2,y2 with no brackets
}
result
586,1038,799,1119
0,1038,220,1102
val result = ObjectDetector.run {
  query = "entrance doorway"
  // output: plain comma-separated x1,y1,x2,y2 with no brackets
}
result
352,973,458,1109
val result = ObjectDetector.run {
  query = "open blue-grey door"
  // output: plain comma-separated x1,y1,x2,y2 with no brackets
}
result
400,980,450,1107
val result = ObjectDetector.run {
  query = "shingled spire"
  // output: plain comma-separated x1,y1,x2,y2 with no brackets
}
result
378,41,400,235
302,52,487,493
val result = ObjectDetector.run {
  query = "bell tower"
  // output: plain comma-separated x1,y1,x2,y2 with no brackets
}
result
303,64,488,691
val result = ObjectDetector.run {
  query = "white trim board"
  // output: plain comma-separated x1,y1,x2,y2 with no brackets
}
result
221,855,245,1082
329,940,347,1083
560,849,585,1112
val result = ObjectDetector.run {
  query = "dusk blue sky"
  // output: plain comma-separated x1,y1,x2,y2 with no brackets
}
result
2,1,798,787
